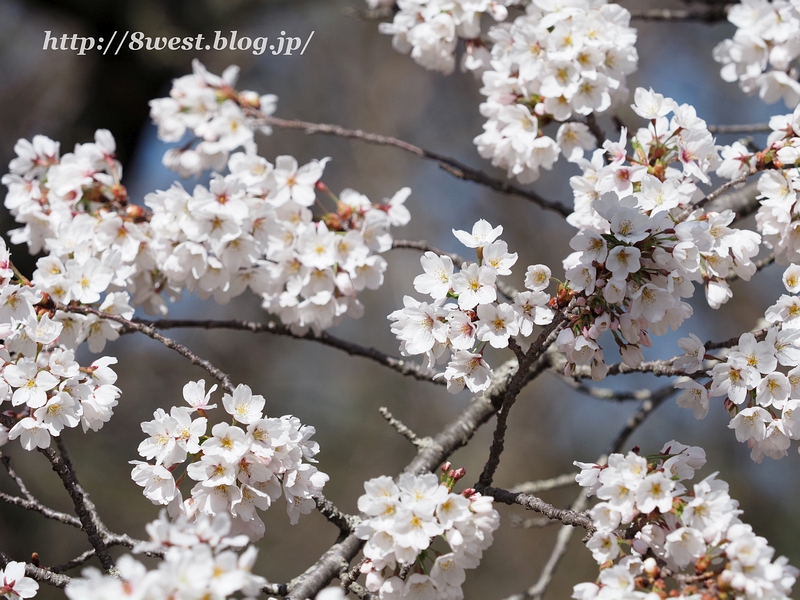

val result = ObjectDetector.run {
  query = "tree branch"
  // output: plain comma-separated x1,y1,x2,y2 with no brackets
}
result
507,514,561,529
49,549,96,574
708,123,771,135
558,379,675,403
693,171,756,212
507,492,589,600
483,486,594,531
607,388,676,455
314,494,360,535
37,443,117,573
708,181,760,219
286,325,561,599
0,454,82,528
120,315,440,386
56,303,236,394
0,552,71,589
628,5,732,22
255,114,572,217
476,310,572,491
379,406,425,448
510,473,577,495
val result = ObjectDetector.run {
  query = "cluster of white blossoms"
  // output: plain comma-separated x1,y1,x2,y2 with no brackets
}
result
3,62,410,331
355,466,500,600
569,86,722,230
388,219,554,394
573,441,798,600
717,101,800,266
0,239,122,451
146,153,410,332
377,0,520,76
713,0,800,108
64,512,268,600
0,124,154,327
131,379,327,540
149,59,278,177
673,264,800,462
557,88,762,379
475,0,637,183
2,127,145,350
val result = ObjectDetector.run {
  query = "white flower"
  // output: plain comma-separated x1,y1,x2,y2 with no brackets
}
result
524,264,552,292
202,422,251,462
587,530,620,564
4,359,59,409
475,303,519,348
440,350,493,394
452,219,503,248
728,407,772,442
635,472,675,514
222,384,265,424
631,87,675,119
482,241,518,276
413,252,454,300
451,263,497,310
674,334,706,374
0,561,39,599
783,264,800,293
675,379,710,420
130,462,179,505
606,245,642,276
7,417,51,450
34,391,81,435
271,156,330,207
665,527,706,568
184,379,218,410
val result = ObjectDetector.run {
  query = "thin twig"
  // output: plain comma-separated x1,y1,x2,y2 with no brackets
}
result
584,114,606,148
510,473,577,495
476,310,572,491
607,388,676,455
119,315,440,386
50,549,96,574
520,493,589,600
476,340,528,491
483,486,594,531
56,303,236,394
705,326,769,351
339,558,368,593
347,580,379,599
0,552,71,589
286,341,559,599
508,514,561,529
693,171,755,212
379,406,425,448
0,454,82,528
314,494,360,535
559,379,675,402
628,5,732,22
708,181,760,220
0,491,82,529
255,114,572,217
570,357,694,379
37,445,116,573
708,123,771,135
391,239,465,267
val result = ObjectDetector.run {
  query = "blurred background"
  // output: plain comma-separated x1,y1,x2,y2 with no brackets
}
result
0,0,798,598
